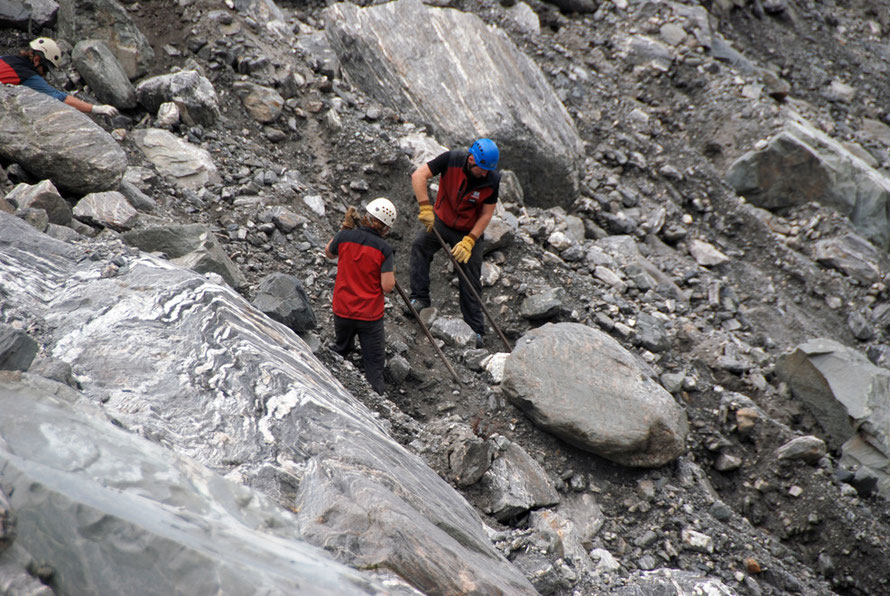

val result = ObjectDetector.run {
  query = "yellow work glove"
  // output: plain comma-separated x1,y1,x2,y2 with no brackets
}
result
451,235,475,264
341,206,358,230
418,203,434,232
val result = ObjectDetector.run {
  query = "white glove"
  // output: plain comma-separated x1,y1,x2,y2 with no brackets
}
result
92,104,119,117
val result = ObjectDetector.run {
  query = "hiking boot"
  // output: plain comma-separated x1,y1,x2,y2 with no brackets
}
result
403,298,428,316
475,333,485,349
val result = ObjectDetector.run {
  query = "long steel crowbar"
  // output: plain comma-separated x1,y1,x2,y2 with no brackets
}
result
394,280,461,384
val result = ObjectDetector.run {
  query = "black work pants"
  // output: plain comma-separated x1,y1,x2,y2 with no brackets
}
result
332,314,386,395
409,219,485,335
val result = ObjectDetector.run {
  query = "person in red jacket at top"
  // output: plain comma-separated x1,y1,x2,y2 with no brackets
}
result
0,37,119,117
325,198,398,395
408,138,501,349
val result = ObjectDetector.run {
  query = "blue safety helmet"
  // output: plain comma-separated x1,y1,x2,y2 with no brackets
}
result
468,138,499,171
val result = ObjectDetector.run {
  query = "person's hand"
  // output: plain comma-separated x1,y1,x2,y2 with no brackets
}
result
92,104,119,117
418,203,434,232
451,235,475,264
341,206,358,230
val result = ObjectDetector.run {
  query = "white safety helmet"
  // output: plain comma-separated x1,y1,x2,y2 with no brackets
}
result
367,197,397,228
29,37,62,68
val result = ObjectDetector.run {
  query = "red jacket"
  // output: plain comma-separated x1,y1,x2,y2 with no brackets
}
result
430,151,500,233
329,226,394,321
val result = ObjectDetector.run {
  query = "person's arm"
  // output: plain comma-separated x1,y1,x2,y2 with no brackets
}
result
468,202,496,241
63,94,95,113
380,271,395,293
325,235,338,260
411,163,434,205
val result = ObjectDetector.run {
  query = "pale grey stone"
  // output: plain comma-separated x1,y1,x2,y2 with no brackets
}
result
689,239,729,266
131,128,220,190
503,323,688,467
73,191,138,231
5,180,71,225
431,316,476,347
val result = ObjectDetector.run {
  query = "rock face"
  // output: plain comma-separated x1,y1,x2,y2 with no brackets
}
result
0,374,387,595
323,0,583,207
0,87,127,194
775,338,890,498
0,213,537,596
502,323,689,467
56,0,155,78
4,180,72,225
726,118,890,250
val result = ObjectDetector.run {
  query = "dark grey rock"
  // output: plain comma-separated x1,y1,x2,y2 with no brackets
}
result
0,487,13,553
119,179,158,212
520,287,565,320
17,208,49,232
503,323,688,467
28,357,77,388
635,312,670,352
122,224,247,289
448,433,496,487
71,40,137,109
0,324,38,371
252,272,317,332
479,440,560,521
0,87,127,194
813,234,882,284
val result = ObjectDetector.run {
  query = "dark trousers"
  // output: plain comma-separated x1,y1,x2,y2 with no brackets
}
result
409,219,485,335
332,314,386,395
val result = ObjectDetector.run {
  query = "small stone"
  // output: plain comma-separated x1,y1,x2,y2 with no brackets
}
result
746,557,762,574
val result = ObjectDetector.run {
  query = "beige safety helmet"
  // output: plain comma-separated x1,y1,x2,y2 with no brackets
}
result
29,37,62,68
367,197,397,228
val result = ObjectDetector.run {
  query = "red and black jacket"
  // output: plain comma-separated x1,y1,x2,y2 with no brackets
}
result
0,55,39,84
429,151,500,233
329,226,394,321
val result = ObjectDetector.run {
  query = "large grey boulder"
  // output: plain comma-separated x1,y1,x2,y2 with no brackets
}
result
71,40,137,109
0,87,127,194
56,0,154,78
135,71,220,126
0,0,58,29
131,128,220,190
73,190,139,231
0,213,535,595
324,0,583,207
122,224,247,289
775,338,890,498
503,323,689,467
726,117,890,250
0,374,386,595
